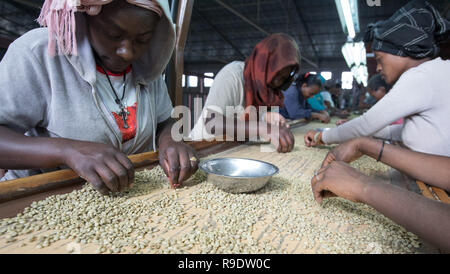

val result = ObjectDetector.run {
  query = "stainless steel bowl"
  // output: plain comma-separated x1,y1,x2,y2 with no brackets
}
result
199,158,279,194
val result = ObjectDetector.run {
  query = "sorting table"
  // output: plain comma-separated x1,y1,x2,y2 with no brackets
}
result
0,120,446,254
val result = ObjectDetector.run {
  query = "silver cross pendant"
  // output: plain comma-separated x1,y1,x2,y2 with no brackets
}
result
118,105,130,129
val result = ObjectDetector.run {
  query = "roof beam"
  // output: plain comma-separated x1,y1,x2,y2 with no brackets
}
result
290,0,320,65
213,0,318,68
214,0,270,36
193,7,246,60
0,25,20,38
10,0,41,10
186,49,230,64
444,3,450,17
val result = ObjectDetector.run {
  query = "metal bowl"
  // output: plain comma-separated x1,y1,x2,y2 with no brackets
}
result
199,158,279,194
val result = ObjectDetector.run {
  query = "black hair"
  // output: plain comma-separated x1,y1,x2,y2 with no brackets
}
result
368,74,390,92
296,73,323,88
324,80,341,90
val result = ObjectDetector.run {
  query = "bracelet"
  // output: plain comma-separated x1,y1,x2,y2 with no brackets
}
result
377,140,385,162
313,132,321,143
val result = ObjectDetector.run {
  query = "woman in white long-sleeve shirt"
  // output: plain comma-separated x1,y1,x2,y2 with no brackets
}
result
305,0,450,157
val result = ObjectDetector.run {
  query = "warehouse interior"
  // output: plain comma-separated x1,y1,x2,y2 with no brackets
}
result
1,0,449,107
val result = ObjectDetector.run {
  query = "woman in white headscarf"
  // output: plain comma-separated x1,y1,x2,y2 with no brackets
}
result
0,0,198,193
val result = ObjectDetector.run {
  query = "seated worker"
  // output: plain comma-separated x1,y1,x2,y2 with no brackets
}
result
305,0,450,157
330,81,342,109
367,74,390,101
348,83,368,112
279,73,330,123
307,93,326,113
0,0,199,192
190,34,300,153
321,83,350,119
311,137,450,252
306,75,327,113
368,74,403,125
360,92,378,109
336,74,394,126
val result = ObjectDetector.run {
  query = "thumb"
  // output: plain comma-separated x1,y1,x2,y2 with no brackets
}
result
321,153,336,168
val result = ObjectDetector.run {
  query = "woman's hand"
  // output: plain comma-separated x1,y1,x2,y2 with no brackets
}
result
336,119,349,126
263,124,295,153
311,161,370,204
62,141,135,195
304,130,324,147
158,140,199,189
311,112,330,124
321,138,364,168
320,111,331,124
264,112,289,128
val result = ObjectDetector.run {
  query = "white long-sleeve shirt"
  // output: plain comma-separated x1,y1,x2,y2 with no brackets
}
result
322,58,450,157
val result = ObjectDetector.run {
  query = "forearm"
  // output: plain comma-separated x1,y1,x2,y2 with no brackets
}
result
286,107,312,120
0,126,66,169
358,137,450,190
322,95,410,144
361,181,450,252
310,112,322,120
372,125,403,142
156,118,178,147
205,113,268,141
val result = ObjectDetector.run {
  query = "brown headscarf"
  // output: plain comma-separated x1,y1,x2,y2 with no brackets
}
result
243,33,300,111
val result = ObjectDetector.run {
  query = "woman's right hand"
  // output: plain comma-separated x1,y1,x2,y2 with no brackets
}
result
336,119,349,126
304,130,324,147
264,112,289,128
264,124,295,153
311,161,370,204
62,141,134,195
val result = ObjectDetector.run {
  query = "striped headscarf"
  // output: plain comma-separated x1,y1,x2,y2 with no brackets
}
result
37,0,163,56
364,0,450,59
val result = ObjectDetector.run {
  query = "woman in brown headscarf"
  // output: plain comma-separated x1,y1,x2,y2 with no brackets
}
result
190,33,300,153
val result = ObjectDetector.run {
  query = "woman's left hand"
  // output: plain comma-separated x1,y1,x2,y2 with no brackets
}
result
158,141,199,189
321,138,364,168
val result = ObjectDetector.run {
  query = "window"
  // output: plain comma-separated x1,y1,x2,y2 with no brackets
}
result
188,76,198,87
309,71,317,75
341,72,353,89
204,72,214,88
320,72,332,81
182,74,186,87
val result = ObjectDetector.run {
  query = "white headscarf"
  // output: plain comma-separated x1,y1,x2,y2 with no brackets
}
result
37,0,163,56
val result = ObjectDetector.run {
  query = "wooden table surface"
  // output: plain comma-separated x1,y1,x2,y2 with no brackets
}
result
0,120,445,254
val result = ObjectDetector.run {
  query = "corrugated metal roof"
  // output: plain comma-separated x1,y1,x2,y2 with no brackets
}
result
1,0,448,75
